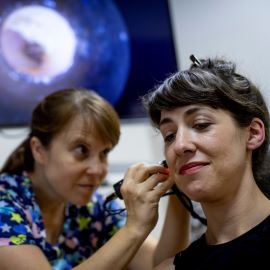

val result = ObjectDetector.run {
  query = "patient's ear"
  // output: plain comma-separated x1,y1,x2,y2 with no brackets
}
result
30,136,47,164
246,117,265,150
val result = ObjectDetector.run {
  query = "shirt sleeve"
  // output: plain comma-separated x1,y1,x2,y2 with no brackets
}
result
0,197,38,246
104,198,127,231
89,192,127,244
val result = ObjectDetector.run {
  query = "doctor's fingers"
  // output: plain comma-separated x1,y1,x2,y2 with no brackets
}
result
121,172,172,203
123,162,169,185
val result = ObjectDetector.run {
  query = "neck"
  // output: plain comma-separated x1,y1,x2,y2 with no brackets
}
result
27,170,66,211
203,183,270,245
27,171,66,245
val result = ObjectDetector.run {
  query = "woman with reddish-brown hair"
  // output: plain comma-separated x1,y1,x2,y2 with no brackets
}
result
0,88,189,269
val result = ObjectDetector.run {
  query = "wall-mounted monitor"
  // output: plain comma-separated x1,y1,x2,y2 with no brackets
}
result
0,0,178,127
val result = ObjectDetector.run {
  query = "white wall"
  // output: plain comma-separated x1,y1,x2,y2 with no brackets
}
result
169,0,270,107
0,128,29,166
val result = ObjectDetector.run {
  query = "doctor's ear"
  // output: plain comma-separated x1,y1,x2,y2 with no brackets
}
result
246,118,265,150
30,136,47,164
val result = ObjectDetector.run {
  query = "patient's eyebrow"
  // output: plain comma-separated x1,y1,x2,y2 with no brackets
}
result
159,106,202,127
159,117,172,128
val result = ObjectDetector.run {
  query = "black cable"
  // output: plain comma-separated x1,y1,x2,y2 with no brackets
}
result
103,180,207,226
171,185,207,226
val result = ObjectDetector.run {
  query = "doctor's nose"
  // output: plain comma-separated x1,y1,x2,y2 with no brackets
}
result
86,158,107,175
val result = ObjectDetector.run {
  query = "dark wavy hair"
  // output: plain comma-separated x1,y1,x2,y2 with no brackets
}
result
142,56,270,197
1,88,120,175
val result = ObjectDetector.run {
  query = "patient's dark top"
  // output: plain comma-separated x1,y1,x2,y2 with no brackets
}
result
174,214,270,269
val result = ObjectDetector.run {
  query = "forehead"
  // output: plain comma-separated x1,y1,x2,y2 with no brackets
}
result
62,115,93,134
54,115,107,145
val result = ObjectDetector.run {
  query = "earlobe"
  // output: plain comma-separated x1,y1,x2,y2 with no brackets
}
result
246,118,265,150
30,136,46,164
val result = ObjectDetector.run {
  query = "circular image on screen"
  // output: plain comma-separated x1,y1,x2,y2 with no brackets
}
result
0,0,130,127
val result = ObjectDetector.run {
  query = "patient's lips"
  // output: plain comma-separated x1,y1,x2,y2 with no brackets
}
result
179,162,209,175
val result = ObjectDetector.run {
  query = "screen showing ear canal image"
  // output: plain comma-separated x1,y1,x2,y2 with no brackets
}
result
0,0,177,127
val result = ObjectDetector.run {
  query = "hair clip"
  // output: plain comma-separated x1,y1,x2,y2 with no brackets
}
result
190,54,202,67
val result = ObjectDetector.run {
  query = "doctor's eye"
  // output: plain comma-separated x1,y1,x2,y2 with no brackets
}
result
74,144,89,158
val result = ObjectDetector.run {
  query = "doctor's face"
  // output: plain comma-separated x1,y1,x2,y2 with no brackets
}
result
33,115,112,206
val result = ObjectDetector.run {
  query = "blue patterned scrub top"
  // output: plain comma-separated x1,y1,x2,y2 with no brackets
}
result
0,173,126,269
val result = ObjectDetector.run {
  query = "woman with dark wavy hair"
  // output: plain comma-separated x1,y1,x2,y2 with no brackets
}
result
143,56,270,269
